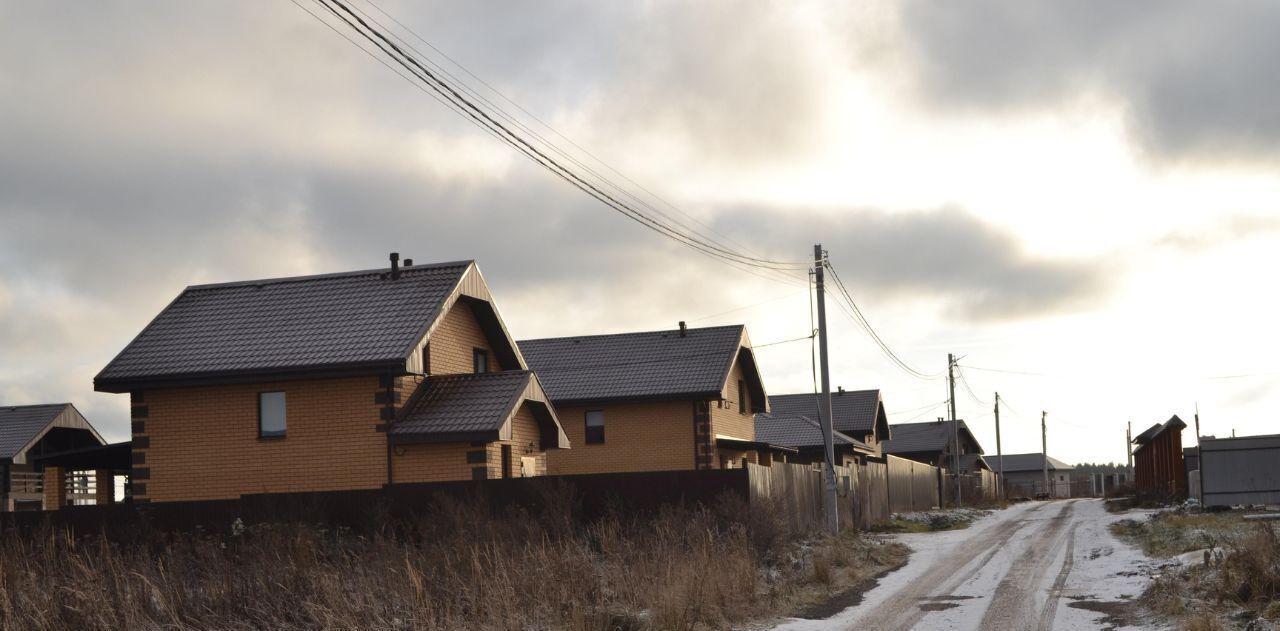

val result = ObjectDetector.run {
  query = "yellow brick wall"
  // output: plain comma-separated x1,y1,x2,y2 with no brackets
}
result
710,356,754,441
394,404,547,481
429,300,500,375
546,401,695,474
137,376,385,502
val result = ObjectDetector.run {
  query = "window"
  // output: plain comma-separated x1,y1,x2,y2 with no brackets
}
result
737,380,746,414
473,348,489,373
585,410,605,444
259,392,286,438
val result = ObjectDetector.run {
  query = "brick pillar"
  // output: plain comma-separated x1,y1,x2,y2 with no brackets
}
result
94,470,114,505
43,467,66,510
693,401,714,470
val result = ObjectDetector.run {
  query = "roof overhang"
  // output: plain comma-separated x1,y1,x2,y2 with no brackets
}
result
714,435,799,454
392,372,569,450
31,441,132,470
94,359,409,393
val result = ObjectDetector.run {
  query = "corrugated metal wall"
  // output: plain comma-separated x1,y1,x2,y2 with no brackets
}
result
1201,436,1280,507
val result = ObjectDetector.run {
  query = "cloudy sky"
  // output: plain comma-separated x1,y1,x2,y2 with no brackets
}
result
2,1,1277,465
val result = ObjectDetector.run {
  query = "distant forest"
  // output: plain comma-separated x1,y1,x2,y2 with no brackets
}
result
1072,462,1130,474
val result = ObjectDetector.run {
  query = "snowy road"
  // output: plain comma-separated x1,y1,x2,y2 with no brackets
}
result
773,499,1157,631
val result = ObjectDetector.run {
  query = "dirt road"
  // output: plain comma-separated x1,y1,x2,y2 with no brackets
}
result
772,499,1157,631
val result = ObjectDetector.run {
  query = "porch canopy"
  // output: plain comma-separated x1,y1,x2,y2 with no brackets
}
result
31,441,132,471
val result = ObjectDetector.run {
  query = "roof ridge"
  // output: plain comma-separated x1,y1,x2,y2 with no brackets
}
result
769,389,879,398
519,323,744,344
1,402,70,411
185,259,474,291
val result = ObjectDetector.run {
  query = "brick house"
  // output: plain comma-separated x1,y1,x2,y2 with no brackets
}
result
1132,415,1187,498
753,413,869,467
519,323,774,473
761,389,892,458
1,403,106,511
94,256,569,503
880,419,988,473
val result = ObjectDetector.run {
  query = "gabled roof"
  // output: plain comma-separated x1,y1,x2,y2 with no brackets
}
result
392,371,568,448
1133,415,1187,446
754,413,870,451
518,324,766,409
959,452,991,472
988,452,1074,473
95,260,526,392
882,419,983,456
764,389,890,439
0,403,104,463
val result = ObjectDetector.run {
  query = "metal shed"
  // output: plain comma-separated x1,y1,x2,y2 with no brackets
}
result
1200,434,1280,507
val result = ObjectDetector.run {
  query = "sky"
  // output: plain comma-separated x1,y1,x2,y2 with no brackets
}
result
2,1,1278,465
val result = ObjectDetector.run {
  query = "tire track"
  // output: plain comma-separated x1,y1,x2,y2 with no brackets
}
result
978,501,1078,631
1037,522,1078,631
851,503,1050,631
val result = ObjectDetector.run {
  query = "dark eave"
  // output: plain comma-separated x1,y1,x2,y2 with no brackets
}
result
94,359,409,393
715,437,799,454
388,430,500,446
546,390,722,408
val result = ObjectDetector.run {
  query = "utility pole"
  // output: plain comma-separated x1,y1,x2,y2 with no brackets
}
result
1041,411,1049,497
948,353,961,506
1195,402,1204,505
994,393,1003,500
813,244,838,532
1126,420,1133,482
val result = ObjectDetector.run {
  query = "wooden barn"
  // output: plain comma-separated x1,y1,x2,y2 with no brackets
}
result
1132,415,1187,498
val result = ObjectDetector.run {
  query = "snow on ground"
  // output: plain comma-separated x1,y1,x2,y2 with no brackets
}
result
770,499,1164,631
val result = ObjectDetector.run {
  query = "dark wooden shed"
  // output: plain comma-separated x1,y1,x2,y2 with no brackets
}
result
1133,415,1187,498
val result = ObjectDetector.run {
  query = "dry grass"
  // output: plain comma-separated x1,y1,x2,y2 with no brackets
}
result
1119,511,1280,630
0,494,903,631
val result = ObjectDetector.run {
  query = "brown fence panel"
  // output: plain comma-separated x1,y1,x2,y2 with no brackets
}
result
885,455,942,513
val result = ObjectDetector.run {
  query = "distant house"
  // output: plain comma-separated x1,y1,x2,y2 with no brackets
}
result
1132,416,1187,498
1199,433,1280,507
880,419,988,473
94,256,569,503
761,389,892,457
753,413,867,466
989,453,1075,498
520,323,773,473
0,403,105,511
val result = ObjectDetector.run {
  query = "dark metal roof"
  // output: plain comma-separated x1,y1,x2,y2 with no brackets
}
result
988,452,1073,473
0,403,102,461
753,414,870,450
1133,415,1187,445
94,260,513,392
31,441,132,470
764,389,889,438
518,325,764,407
392,371,567,447
881,419,982,456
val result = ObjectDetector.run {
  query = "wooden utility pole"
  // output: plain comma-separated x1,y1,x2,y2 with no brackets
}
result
994,393,1003,500
813,244,838,532
1041,411,1049,497
1195,402,1204,504
948,353,961,506
1126,420,1133,481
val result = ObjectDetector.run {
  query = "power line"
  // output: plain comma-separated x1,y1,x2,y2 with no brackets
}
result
896,399,952,424
301,0,810,281
355,0,775,265
687,289,808,323
753,333,816,349
821,257,943,380
955,365,989,407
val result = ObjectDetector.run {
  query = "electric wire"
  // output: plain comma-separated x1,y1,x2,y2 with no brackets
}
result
821,257,943,380
304,0,810,278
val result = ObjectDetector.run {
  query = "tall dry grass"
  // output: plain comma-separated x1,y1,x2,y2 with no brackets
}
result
0,493,864,631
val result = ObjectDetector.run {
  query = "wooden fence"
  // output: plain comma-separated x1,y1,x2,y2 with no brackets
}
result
885,455,942,513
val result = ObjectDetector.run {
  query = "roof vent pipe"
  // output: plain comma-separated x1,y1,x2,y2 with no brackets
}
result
678,321,687,337
390,252,400,280
403,258,413,266
838,386,844,396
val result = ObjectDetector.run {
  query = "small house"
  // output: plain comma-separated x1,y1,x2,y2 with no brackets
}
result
520,323,774,473
1,403,106,511
94,256,569,503
880,419,987,472
989,452,1075,498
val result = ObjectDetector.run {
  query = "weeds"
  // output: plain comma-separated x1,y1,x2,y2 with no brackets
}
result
0,495,903,630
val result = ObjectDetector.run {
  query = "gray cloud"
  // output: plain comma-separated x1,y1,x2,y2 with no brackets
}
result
893,1,1280,164
720,206,1111,322
1156,213,1280,252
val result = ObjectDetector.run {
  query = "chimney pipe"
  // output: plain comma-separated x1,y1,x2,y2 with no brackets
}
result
678,321,687,337
390,252,400,280
838,386,844,396
403,258,413,266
